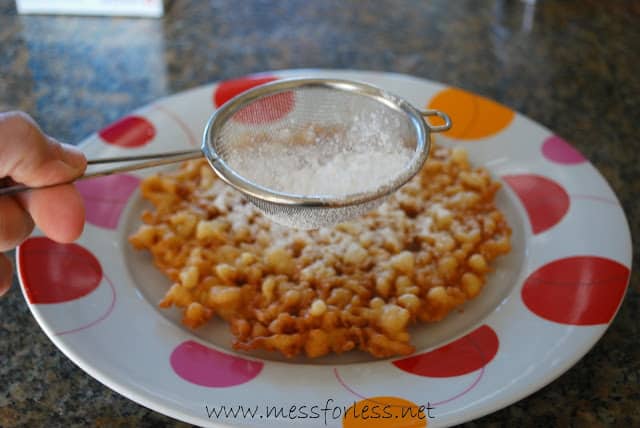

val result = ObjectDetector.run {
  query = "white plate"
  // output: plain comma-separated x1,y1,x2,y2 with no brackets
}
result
17,70,632,427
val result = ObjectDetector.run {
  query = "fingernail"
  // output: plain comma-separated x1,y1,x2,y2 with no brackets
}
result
60,143,87,170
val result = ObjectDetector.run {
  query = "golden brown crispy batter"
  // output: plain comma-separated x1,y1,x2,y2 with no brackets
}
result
129,145,511,358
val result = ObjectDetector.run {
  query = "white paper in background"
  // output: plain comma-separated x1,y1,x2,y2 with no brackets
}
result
16,0,164,17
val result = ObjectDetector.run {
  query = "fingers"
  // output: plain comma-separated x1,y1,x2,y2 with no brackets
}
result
0,195,35,251
0,110,87,246
0,253,11,296
0,111,86,186
17,183,85,243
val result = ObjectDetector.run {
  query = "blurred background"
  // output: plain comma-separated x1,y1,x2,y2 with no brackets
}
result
0,0,638,426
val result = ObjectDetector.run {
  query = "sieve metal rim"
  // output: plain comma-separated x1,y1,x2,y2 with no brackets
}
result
201,78,451,208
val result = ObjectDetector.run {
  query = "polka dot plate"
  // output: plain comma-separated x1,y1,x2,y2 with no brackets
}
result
17,70,632,427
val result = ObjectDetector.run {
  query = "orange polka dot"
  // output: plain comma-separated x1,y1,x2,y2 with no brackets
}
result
343,396,428,428
427,88,514,140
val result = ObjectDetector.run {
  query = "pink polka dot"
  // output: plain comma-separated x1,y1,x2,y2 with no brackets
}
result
99,116,156,147
503,174,570,235
170,341,263,387
542,136,586,164
76,174,141,229
213,75,294,124
393,326,499,377
522,256,630,325
18,237,102,304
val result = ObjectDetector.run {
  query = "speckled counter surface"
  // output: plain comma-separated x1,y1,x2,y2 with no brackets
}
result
0,0,638,426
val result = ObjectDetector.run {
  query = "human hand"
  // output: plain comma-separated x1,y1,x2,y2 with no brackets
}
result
0,111,87,296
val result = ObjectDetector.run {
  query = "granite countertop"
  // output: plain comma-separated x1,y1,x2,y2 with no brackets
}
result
0,0,638,426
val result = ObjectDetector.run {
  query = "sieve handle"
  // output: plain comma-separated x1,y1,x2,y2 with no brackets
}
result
0,149,203,196
421,110,452,133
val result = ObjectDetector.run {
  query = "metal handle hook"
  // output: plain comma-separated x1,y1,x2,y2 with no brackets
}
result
421,110,452,133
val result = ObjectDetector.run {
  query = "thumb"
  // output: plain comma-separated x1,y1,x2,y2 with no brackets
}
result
0,111,86,186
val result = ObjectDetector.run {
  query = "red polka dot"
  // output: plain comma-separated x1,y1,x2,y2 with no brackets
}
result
18,237,102,304
522,256,630,325
98,116,155,147
503,174,570,234
76,174,141,229
542,136,586,165
214,76,278,107
213,75,294,124
393,325,499,377
170,340,263,387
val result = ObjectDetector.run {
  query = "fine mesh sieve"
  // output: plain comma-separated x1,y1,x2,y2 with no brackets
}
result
202,78,451,229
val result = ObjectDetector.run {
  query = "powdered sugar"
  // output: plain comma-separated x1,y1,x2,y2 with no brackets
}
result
225,113,414,198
